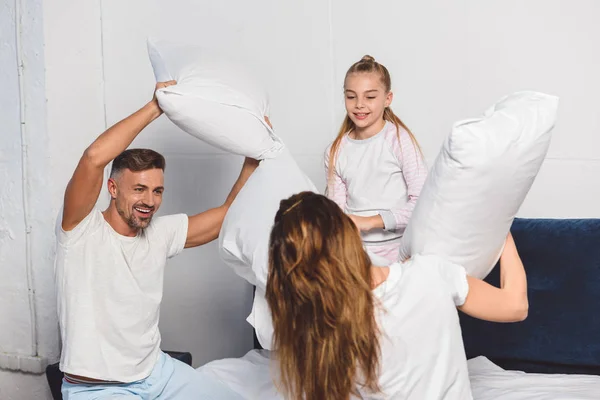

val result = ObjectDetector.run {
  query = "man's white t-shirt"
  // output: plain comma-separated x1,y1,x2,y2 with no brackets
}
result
359,254,473,400
54,208,188,382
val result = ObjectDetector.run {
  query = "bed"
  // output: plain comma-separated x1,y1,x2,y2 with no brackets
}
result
199,218,600,398
199,350,600,399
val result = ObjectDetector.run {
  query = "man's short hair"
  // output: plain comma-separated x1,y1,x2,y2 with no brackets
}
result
110,149,166,178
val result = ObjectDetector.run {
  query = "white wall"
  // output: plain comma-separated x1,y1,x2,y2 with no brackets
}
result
331,0,600,218
1,0,55,397
2,1,599,398
461,0,600,217
1,0,32,359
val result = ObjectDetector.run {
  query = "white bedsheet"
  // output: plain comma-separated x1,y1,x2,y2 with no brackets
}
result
198,350,600,399
198,350,280,398
468,356,600,400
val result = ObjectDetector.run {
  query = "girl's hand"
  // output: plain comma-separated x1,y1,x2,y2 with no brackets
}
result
348,214,383,232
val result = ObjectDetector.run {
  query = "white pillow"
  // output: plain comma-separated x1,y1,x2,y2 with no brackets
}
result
147,39,283,160
399,91,559,278
219,148,318,289
219,148,318,349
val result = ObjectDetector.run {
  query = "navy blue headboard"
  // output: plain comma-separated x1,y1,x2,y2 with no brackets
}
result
459,218,600,375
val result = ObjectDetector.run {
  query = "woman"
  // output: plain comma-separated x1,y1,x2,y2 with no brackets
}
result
266,191,527,400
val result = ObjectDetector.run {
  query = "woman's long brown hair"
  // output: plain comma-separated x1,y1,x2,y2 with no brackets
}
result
266,191,381,400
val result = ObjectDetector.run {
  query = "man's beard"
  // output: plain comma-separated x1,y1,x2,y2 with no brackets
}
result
116,202,153,230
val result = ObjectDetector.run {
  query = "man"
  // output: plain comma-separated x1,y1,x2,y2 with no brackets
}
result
55,81,258,399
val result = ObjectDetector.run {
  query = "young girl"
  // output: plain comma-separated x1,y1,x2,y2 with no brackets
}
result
266,191,528,400
325,55,427,263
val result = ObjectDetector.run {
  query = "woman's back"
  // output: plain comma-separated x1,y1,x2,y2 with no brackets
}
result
365,255,473,400
266,192,474,400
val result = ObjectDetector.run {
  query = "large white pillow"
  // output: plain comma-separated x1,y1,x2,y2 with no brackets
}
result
147,39,283,160
399,91,559,278
219,148,318,349
219,148,318,289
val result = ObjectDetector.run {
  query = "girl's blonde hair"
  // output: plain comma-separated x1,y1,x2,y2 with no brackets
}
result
327,55,422,193
266,191,381,400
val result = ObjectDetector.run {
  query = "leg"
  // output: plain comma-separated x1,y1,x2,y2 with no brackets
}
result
153,355,245,400
62,379,142,400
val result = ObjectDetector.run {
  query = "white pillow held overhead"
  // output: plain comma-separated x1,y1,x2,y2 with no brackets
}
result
399,91,559,278
147,39,283,160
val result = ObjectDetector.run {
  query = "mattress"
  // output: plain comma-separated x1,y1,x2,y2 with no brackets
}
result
198,350,600,399
468,356,600,399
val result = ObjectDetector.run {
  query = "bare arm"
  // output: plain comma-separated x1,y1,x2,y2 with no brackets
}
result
348,214,384,232
182,113,273,249
61,81,176,231
184,157,260,248
458,233,528,322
